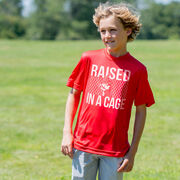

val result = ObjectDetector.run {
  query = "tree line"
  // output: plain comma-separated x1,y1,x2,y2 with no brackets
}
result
0,0,180,40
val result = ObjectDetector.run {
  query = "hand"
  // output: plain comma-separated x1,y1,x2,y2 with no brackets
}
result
117,151,135,172
61,132,74,159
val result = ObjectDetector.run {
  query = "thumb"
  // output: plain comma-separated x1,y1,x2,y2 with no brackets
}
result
68,144,73,159
117,159,128,172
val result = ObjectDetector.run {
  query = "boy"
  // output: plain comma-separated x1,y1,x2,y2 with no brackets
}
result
61,2,155,180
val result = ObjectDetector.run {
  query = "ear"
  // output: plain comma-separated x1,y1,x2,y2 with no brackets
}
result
126,28,132,36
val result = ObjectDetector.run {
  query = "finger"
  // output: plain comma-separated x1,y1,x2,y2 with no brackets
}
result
61,146,68,156
124,163,133,172
64,146,69,155
68,151,73,159
126,165,133,172
123,165,130,172
117,159,128,172
61,147,66,155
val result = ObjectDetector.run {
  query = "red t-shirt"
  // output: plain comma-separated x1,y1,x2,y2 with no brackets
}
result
66,48,155,157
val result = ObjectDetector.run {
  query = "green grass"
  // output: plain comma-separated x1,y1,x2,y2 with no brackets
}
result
0,40,180,180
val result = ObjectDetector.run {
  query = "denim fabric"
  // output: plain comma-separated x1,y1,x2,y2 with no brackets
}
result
72,148,123,180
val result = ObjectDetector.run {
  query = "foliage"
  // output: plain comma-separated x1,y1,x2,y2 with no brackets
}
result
0,0,23,16
0,0,25,39
26,0,66,40
139,2,180,39
64,0,106,39
0,0,180,40
0,15,25,39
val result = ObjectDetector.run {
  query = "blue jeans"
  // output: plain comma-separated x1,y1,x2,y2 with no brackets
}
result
72,148,124,180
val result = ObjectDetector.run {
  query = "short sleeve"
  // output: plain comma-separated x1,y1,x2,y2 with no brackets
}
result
66,55,87,91
134,68,155,107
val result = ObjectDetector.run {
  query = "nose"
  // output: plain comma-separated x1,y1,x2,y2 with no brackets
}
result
105,30,111,38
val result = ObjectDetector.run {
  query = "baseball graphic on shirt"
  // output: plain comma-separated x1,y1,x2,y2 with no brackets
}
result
100,83,110,96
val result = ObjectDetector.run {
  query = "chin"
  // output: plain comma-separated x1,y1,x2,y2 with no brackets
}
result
107,47,115,52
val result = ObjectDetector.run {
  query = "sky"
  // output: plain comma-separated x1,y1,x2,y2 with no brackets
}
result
22,0,180,16
22,0,34,16
156,0,180,2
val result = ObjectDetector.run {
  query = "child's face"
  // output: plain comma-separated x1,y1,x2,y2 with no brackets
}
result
99,15,131,55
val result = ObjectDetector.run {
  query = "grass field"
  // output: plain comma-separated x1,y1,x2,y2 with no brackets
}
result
0,40,180,180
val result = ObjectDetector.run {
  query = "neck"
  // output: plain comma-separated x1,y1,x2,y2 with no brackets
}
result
107,47,127,57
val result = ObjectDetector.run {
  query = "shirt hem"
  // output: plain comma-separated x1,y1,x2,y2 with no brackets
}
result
135,100,155,107
74,142,130,158
66,81,82,91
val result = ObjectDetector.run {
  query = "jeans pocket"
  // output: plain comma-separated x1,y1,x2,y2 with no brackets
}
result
73,148,77,155
118,157,124,167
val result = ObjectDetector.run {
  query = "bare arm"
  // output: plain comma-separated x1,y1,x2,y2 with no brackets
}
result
61,88,81,159
117,104,146,172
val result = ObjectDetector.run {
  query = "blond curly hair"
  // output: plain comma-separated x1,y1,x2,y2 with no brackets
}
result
93,2,142,42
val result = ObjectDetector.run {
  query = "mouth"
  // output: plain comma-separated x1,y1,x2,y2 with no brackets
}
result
105,40,115,46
